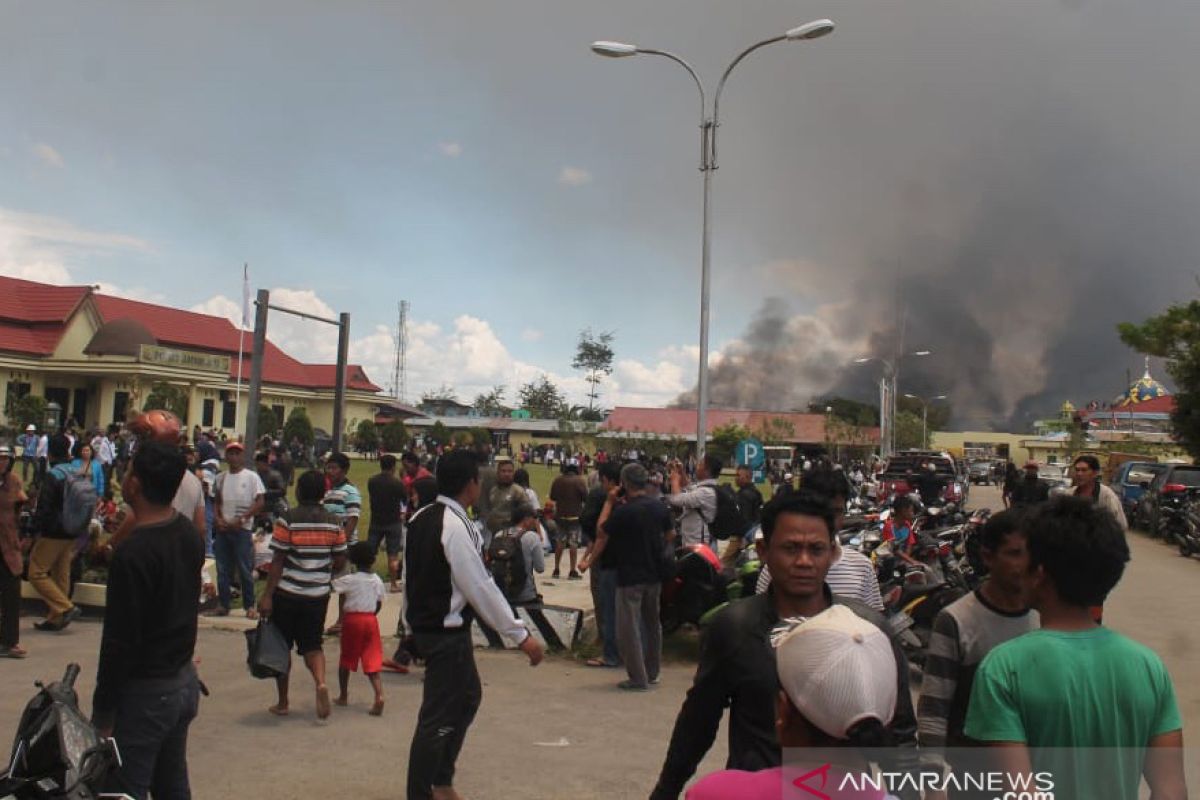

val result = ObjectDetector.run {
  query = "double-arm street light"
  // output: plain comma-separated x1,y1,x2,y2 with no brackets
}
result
903,392,948,448
853,350,932,458
592,19,836,459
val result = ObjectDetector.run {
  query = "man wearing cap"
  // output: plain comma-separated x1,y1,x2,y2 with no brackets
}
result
1009,461,1050,508
651,490,917,800
579,461,674,690
209,441,264,618
687,605,899,799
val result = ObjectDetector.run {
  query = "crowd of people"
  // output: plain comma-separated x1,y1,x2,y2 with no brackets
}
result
0,418,1188,799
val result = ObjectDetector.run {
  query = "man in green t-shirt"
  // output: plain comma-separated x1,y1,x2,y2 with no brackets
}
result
964,496,1186,800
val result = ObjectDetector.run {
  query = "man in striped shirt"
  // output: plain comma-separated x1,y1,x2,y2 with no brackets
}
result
755,469,883,611
323,452,361,636
916,509,1037,793
259,470,348,718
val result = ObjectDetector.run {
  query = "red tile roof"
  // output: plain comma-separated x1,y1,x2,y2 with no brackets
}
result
601,407,880,446
0,275,379,392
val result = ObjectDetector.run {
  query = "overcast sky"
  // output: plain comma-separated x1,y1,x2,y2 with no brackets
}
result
2,1,1196,426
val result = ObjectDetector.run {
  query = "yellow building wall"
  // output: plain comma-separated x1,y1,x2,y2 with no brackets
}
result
50,313,100,361
930,431,1031,465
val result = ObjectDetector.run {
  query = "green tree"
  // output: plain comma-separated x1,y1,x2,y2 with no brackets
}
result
755,416,796,445
572,328,615,413
896,396,952,443
380,419,409,452
7,394,47,431
1119,301,1200,458
894,410,926,450
257,404,282,439
142,381,189,418
421,384,458,404
354,418,380,452
428,421,451,447
811,397,879,427
282,407,315,446
472,385,508,417
709,423,752,463
518,375,566,419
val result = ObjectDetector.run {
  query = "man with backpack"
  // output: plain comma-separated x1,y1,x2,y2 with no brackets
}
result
28,434,84,631
488,504,544,608
666,455,722,547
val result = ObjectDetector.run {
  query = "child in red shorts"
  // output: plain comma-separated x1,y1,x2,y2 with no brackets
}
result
332,542,387,715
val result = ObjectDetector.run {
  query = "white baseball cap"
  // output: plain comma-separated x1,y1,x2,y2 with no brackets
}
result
26,424,36,431
774,605,897,740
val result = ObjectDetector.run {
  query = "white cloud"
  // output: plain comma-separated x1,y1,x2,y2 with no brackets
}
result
558,166,592,187
31,143,65,169
0,207,153,293
438,141,463,157
520,327,543,342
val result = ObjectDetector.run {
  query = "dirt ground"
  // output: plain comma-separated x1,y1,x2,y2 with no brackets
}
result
4,485,1198,797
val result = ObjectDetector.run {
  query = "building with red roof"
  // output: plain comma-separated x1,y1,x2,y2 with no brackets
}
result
0,275,380,438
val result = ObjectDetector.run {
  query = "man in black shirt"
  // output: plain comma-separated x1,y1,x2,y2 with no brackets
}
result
579,461,622,668
650,490,918,799
579,462,674,690
1009,460,1050,508
367,454,408,592
93,440,205,800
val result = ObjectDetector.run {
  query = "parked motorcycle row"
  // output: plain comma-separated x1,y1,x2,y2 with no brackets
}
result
658,491,991,672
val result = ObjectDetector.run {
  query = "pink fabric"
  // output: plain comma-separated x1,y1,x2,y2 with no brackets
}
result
686,766,889,800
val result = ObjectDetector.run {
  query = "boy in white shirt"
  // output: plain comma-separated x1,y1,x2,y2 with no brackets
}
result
332,542,387,715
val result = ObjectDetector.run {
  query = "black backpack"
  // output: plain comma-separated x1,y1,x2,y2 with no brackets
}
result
706,484,744,541
487,529,528,601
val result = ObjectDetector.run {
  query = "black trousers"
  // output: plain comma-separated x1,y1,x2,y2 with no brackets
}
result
407,631,481,799
107,668,200,800
0,558,19,648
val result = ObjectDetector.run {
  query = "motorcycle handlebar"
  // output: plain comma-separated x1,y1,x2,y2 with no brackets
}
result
62,662,81,688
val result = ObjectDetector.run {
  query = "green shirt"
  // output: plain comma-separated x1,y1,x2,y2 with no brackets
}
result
964,627,1182,800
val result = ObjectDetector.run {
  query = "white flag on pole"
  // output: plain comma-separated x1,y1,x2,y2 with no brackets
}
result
241,264,251,329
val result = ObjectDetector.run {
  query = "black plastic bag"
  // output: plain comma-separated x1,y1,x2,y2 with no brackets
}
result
245,619,291,679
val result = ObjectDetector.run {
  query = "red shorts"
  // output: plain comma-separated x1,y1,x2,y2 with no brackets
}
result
339,612,383,673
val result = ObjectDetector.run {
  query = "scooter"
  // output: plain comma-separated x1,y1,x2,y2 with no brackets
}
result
1165,490,1200,558
660,543,729,635
0,664,121,799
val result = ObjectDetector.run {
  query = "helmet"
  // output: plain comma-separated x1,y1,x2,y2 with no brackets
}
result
25,424,35,432
129,410,183,444
0,444,12,457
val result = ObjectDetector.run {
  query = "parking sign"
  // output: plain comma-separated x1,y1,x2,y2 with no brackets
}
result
736,437,766,482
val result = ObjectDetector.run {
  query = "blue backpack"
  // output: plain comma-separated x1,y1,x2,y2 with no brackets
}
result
50,465,98,537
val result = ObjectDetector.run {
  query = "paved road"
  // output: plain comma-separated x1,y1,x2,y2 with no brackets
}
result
3,484,1197,797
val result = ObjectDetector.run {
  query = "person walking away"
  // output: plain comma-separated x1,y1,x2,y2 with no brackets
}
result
368,454,407,592
549,460,588,578
1001,461,1021,508
0,445,29,657
667,454,722,548
965,496,1185,800
92,441,205,800
579,462,672,691
20,424,37,483
27,434,83,631
333,541,387,715
686,605,899,800
257,469,347,718
209,441,264,618
650,490,918,800
384,473,438,672
917,510,1039,798
580,461,623,668
488,504,544,609
404,449,544,800
1008,460,1049,509
322,451,361,635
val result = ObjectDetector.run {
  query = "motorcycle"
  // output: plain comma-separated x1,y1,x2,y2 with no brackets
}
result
660,543,731,635
1163,489,1200,558
874,535,968,667
0,663,121,800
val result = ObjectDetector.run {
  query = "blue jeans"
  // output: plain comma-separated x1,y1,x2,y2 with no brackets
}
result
596,567,620,666
203,497,215,558
107,669,200,800
213,529,255,611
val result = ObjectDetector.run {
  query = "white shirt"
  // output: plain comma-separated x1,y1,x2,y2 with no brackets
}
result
95,437,115,466
171,470,206,524
36,435,48,459
333,571,387,613
215,469,266,530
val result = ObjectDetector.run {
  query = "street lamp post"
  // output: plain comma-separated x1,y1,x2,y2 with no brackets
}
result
592,19,835,459
854,350,932,457
903,393,948,448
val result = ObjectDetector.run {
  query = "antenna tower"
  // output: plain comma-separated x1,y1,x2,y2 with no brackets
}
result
392,300,409,403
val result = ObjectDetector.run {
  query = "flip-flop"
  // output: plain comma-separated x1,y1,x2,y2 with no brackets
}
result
369,699,385,716
586,658,618,668
268,705,289,717
315,685,331,719
0,646,28,659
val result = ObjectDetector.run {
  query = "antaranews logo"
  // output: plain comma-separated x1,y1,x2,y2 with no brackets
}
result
787,764,1055,800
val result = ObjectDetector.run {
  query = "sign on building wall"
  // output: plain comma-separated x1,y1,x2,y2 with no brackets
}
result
138,345,230,374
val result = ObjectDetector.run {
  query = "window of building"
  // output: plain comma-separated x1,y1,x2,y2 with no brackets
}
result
271,405,285,431
112,392,129,424
202,399,215,427
221,400,236,429
4,381,30,417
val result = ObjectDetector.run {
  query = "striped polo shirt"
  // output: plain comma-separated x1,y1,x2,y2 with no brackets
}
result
322,479,362,543
270,504,348,598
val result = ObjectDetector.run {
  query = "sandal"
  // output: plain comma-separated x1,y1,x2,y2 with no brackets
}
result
585,657,618,668
268,705,289,716
245,609,260,620
0,645,28,659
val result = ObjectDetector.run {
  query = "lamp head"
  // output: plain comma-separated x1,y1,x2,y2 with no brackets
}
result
785,19,835,41
591,41,638,57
